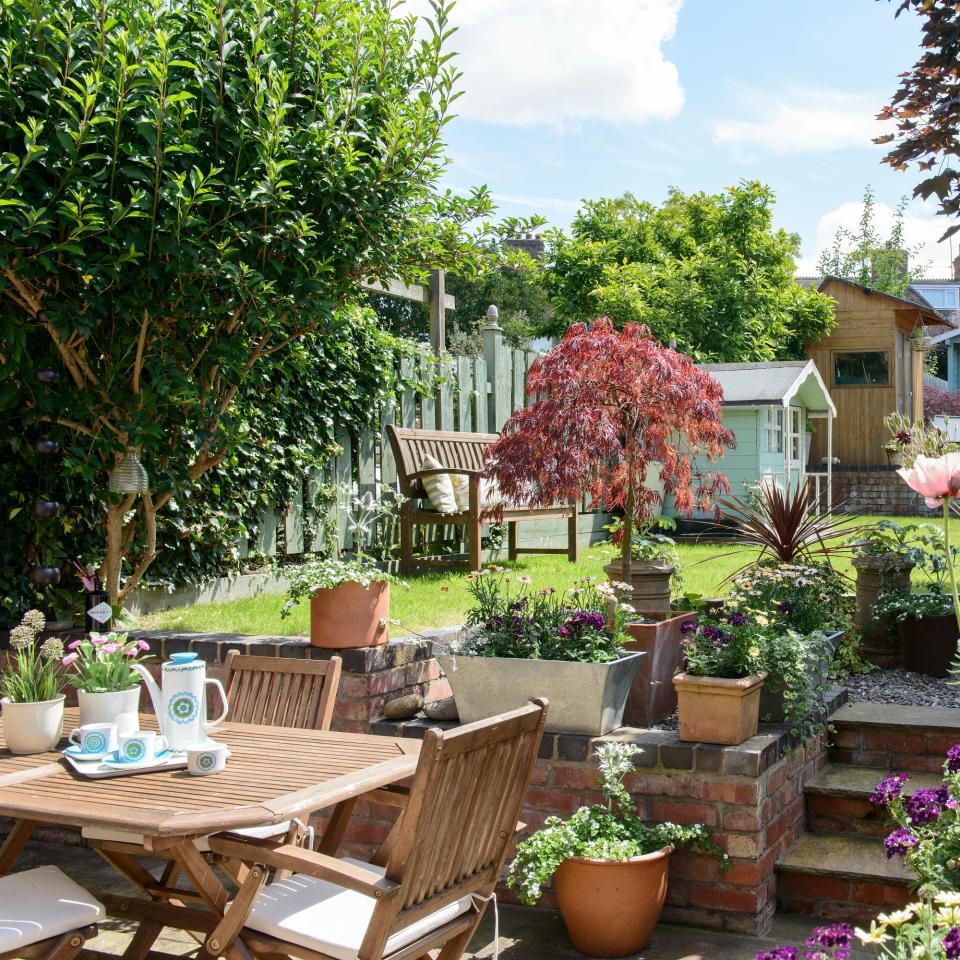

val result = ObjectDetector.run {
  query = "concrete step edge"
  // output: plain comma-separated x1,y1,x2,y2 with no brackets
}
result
776,833,914,886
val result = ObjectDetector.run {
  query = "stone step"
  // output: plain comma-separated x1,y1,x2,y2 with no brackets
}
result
805,764,943,838
830,702,960,772
777,834,913,923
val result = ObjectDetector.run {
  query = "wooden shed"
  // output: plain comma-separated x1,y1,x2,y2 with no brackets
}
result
804,277,951,468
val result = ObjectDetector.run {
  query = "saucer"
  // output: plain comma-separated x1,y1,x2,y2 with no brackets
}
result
103,749,172,770
63,744,112,762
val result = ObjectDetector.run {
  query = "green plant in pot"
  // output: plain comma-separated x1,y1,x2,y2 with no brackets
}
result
440,570,642,736
602,516,682,614
1,610,67,755
282,490,404,649
507,742,727,958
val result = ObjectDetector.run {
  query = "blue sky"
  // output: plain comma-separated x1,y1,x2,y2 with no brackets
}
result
414,0,956,276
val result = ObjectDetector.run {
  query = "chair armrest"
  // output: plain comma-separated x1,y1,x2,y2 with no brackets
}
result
207,836,400,899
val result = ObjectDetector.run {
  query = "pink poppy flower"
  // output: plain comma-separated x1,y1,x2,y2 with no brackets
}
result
61,652,79,666
898,453,960,508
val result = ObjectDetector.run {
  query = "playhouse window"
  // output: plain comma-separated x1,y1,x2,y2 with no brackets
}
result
764,408,783,453
833,351,890,386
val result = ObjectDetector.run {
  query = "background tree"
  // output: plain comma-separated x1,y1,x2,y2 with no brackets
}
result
0,0,521,604
817,186,925,296
485,318,734,578
542,181,835,361
878,0,960,238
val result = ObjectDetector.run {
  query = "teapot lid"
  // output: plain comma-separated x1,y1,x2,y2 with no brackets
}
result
168,652,199,665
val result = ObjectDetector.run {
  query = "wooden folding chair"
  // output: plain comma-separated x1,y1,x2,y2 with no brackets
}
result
205,698,548,960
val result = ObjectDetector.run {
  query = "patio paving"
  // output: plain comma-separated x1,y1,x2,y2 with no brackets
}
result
14,840,872,960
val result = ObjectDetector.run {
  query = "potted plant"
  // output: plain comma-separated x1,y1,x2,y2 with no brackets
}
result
601,517,681,613
1,610,67,754
484,318,733,603
507,742,728,958
874,591,958,678
439,570,644,736
804,418,816,466
62,632,152,733
281,491,405,649
673,612,768,745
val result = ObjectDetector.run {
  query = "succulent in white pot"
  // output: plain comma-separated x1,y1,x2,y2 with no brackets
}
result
1,610,67,755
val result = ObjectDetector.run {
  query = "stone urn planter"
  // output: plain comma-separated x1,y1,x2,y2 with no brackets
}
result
621,611,697,726
900,613,960,678
2,694,65,755
438,651,645,736
554,848,672,958
310,581,390,648
673,672,767,745
603,561,673,613
853,554,915,667
758,630,845,723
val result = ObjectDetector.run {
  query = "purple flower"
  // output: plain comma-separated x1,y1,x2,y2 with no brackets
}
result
805,924,852,960
755,949,798,960
680,620,697,635
869,772,910,806
558,626,570,637
778,601,794,614
907,787,947,825
945,927,960,960
883,827,918,859
947,743,960,773
728,613,747,626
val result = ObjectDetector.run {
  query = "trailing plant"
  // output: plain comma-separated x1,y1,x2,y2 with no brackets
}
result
456,569,631,663
485,318,734,582
281,558,401,618
507,743,728,904
62,632,151,694
0,610,65,703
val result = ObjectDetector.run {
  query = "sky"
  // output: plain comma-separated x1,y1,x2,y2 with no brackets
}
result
404,0,958,278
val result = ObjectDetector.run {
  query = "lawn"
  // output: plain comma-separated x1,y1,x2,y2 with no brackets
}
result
140,514,957,637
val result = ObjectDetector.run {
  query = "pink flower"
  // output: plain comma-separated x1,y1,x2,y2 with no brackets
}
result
136,639,150,651
67,638,83,650
101,642,121,655
899,453,960,508
61,652,78,666
89,634,107,645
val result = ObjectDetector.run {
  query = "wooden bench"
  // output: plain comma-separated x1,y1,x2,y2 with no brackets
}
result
385,425,579,574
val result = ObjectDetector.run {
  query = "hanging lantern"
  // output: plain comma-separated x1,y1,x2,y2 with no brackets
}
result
109,448,149,495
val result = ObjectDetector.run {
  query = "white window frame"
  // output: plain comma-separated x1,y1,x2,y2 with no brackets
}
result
789,407,803,463
764,407,783,453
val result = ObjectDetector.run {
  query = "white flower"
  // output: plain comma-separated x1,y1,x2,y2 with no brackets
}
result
8,625,33,650
877,908,914,927
40,637,64,661
855,922,891,945
936,891,960,906
21,609,46,632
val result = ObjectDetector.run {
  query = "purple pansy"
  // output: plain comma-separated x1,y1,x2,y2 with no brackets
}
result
679,620,698,635
728,613,747,626
883,827,918,859
944,927,960,960
947,743,960,774
869,772,910,806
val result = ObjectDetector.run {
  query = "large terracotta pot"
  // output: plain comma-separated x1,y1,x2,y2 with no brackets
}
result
603,561,673,613
621,611,697,726
853,554,915,667
673,672,766,745
310,580,390,649
900,612,960,678
554,848,672,958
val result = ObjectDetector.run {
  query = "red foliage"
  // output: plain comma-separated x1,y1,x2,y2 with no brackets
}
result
924,386,960,420
485,319,735,534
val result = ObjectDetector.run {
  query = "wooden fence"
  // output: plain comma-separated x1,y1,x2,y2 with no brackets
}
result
241,321,607,563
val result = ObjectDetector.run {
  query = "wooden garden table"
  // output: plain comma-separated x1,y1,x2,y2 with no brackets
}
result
0,708,421,960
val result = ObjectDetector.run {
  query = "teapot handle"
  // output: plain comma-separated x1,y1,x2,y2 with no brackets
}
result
204,678,229,730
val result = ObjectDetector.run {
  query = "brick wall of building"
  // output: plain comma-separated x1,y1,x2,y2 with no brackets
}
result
829,470,934,517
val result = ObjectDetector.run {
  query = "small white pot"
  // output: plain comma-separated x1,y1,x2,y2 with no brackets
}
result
77,687,141,735
2,694,66,755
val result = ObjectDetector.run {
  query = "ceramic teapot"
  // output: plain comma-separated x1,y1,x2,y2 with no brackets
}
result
132,652,228,751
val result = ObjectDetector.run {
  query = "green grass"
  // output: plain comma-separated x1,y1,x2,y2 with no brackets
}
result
140,514,960,637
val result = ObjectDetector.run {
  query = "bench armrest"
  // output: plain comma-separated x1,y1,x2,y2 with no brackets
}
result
408,467,482,481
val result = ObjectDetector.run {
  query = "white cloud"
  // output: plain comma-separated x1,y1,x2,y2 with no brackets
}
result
713,89,891,155
797,198,957,277
402,0,684,128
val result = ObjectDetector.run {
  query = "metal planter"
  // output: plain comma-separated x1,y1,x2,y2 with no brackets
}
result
438,651,645,736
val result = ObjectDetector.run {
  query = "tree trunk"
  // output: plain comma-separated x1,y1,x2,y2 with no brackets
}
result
621,481,634,582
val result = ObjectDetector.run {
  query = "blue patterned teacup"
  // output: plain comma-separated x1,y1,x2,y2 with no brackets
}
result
68,722,118,756
118,730,168,764
186,742,228,776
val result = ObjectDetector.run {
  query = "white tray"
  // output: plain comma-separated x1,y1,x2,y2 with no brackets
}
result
63,750,188,779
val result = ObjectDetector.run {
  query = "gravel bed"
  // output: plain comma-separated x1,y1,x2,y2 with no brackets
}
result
842,668,960,709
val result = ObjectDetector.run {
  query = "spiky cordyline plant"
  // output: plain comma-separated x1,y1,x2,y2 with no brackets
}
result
484,319,734,578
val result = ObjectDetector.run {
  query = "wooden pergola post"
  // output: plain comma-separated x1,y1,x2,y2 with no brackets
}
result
360,270,454,357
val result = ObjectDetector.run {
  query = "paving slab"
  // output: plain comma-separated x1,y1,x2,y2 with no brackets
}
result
778,833,913,884
831,702,960,731
807,763,942,797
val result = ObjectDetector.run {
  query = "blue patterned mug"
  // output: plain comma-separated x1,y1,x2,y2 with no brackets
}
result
68,722,117,756
118,730,168,764
186,742,228,776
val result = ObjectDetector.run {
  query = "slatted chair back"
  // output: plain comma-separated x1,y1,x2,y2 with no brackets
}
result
386,425,496,500
359,699,548,958
223,652,342,731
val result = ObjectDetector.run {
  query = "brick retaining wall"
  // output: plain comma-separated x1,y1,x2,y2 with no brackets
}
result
828,470,935,517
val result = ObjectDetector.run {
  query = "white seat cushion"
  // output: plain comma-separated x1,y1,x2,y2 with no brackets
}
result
0,865,104,952
420,455,459,514
240,857,472,960
82,820,291,853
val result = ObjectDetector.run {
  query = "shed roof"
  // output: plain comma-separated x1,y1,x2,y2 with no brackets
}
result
795,275,953,328
698,360,835,415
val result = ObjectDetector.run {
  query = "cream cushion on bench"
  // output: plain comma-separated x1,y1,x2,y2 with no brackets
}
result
82,821,291,852
0,865,104,952
239,857,472,960
419,454,459,514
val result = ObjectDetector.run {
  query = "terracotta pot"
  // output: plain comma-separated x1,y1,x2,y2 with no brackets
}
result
900,613,960,678
603,561,673,613
673,672,767,745
310,580,390,649
853,554,915,667
554,849,672,958
622,611,698,726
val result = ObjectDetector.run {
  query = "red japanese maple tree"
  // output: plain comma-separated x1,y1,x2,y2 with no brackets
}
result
485,318,735,577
